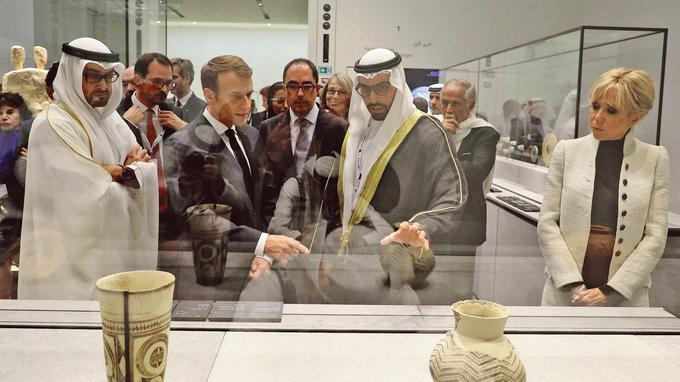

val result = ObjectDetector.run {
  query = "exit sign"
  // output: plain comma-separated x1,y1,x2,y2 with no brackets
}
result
319,66,332,74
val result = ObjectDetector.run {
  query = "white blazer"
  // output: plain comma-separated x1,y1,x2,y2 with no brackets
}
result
538,133,669,306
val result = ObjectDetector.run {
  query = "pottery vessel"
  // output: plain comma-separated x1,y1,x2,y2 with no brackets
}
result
97,270,175,382
429,300,526,381
186,204,231,285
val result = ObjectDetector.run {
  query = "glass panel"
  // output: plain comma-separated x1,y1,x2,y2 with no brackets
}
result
479,30,580,167
578,29,665,144
32,0,128,66
440,59,479,88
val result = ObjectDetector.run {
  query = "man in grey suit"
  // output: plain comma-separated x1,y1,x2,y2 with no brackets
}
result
163,54,308,285
170,57,207,123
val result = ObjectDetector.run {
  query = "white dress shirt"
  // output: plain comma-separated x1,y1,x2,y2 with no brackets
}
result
131,92,162,151
203,109,252,172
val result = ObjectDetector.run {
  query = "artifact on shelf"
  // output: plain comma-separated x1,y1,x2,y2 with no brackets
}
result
541,132,558,166
429,299,526,381
2,45,49,116
97,270,175,382
186,203,232,286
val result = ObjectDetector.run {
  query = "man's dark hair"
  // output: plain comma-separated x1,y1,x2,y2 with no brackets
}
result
171,57,195,83
283,58,319,84
134,52,172,78
413,97,428,113
201,55,252,93
45,62,59,89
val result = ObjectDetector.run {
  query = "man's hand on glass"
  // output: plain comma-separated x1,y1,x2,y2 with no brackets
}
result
264,235,309,265
380,221,430,250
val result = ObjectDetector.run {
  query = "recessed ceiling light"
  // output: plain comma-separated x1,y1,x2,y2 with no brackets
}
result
267,23,271,26
156,20,161,24
192,21,197,24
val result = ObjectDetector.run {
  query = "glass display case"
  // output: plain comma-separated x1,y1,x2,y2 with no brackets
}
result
440,26,668,167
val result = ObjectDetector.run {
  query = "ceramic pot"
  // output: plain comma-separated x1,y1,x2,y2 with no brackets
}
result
97,270,176,382
186,204,232,285
429,300,526,381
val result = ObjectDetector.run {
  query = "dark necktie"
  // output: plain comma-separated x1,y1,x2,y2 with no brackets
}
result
176,99,182,108
225,128,254,197
294,118,311,175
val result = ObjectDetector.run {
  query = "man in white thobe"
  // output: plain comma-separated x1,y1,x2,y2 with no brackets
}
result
18,37,159,300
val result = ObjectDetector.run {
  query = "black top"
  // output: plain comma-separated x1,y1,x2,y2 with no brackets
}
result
590,137,625,233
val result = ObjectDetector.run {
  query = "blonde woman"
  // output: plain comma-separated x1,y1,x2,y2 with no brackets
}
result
538,67,669,307
323,72,352,120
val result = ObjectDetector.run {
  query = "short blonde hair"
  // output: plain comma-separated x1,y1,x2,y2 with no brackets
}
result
322,72,353,109
329,72,353,95
201,55,252,93
589,67,655,117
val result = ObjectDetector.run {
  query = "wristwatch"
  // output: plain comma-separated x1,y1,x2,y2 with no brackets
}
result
121,166,137,183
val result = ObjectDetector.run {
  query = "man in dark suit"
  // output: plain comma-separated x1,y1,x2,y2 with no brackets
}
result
117,53,187,151
116,52,187,239
170,57,207,124
259,58,347,219
440,79,500,252
163,54,308,284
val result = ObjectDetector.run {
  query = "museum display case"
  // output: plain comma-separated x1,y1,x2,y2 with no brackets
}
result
441,26,668,167
0,2,679,377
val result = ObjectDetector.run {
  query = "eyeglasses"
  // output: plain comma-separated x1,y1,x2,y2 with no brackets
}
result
286,82,317,94
83,70,120,84
144,77,176,90
270,97,286,104
355,81,392,97
327,88,348,96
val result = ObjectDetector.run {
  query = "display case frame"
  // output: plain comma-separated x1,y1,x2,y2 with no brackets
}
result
440,25,668,167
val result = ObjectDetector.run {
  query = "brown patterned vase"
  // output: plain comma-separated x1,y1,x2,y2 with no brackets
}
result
97,270,175,382
429,300,526,381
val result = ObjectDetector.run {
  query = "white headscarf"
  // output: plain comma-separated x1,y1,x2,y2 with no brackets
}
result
342,49,417,227
53,37,128,165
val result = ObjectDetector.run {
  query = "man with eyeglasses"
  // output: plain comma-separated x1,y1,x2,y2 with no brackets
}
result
117,52,187,240
321,48,466,304
18,38,158,300
440,79,499,253
260,58,347,222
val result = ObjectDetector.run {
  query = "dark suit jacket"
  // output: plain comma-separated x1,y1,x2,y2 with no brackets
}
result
163,114,267,250
117,94,184,150
259,108,347,212
455,126,500,246
249,111,265,129
171,92,207,124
